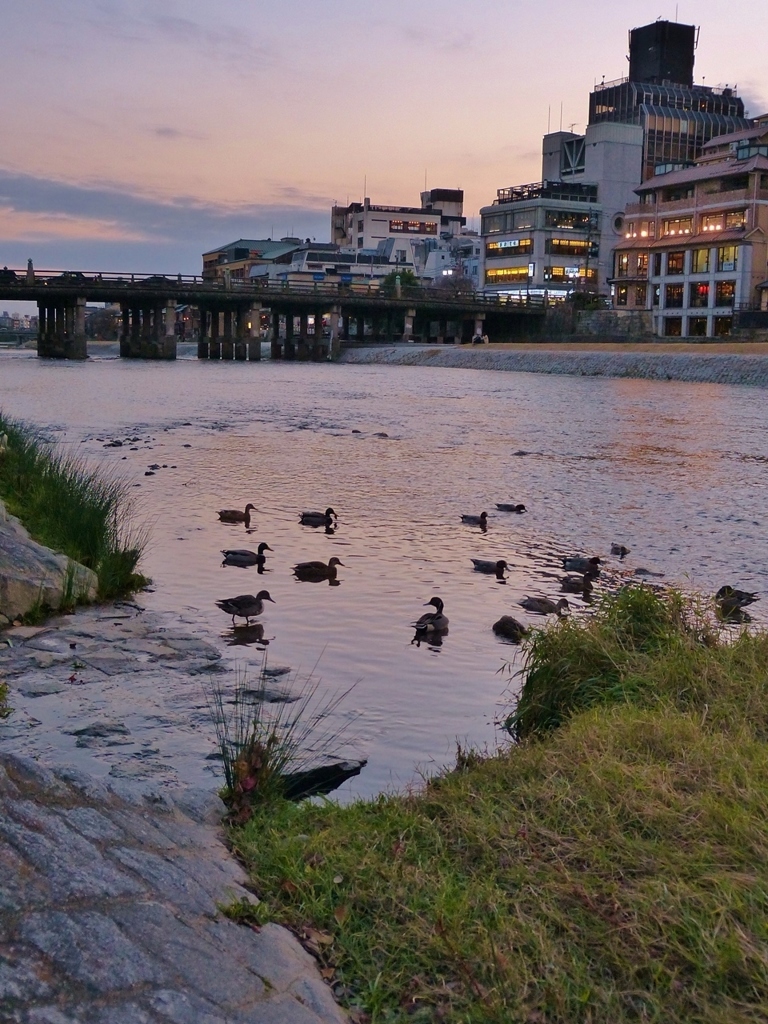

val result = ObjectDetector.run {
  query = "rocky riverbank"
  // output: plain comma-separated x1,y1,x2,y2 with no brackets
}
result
340,342,768,387
0,752,348,1023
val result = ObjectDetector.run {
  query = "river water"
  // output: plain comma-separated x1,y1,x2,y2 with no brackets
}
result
1,347,766,799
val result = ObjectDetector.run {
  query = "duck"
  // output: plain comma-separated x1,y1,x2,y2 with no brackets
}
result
715,585,759,613
221,543,273,568
471,558,509,576
611,544,631,558
300,507,337,527
413,596,449,633
492,615,529,642
293,556,345,581
215,590,275,626
519,596,569,616
218,503,257,524
461,511,488,527
561,574,594,595
562,555,601,574
495,503,526,513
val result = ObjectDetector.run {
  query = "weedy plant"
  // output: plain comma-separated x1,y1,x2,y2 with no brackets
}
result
0,680,11,720
0,413,148,600
204,660,359,821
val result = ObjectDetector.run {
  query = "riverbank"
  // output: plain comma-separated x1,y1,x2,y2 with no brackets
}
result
340,341,768,387
232,586,768,1023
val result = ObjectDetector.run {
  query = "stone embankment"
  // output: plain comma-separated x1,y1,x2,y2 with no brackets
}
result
0,752,348,1024
340,343,768,387
0,498,98,625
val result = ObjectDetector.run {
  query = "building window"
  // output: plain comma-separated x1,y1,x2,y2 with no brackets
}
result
637,253,649,275
715,280,736,307
653,253,662,276
545,210,593,230
485,266,529,284
689,317,708,337
717,245,738,272
689,282,709,308
389,219,437,235
545,238,599,257
726,210,747,229
701,212,724,232
662,217,693,236
626,220,655,239
485,238,533,258
714,316,732,336
664,317,683,336
665,284,684,308
616,285,628,306
357,219,364,232
616,253,629,277
482,213,506,234
544,266,597,283
666,252,685,275
635,283,647,306
700,211,745,233
652,284,660,306
691,248,710,274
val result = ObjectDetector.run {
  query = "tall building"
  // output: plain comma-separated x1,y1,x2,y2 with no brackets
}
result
331,189,465,255
588,20,751,181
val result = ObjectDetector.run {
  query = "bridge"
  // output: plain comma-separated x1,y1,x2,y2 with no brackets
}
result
0,267,546,361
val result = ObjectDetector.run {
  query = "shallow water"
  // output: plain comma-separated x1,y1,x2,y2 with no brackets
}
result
1,348,766,799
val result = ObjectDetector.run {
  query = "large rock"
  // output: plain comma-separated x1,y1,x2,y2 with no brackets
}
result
0,499,98,622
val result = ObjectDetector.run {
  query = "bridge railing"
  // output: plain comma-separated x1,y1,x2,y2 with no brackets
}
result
0,268,548,309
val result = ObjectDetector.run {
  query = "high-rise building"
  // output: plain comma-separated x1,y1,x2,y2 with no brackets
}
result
589,20,751,181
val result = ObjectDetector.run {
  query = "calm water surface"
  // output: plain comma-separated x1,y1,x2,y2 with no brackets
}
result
1,349,766,798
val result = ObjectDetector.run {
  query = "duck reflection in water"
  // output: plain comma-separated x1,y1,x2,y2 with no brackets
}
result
223,622,272,647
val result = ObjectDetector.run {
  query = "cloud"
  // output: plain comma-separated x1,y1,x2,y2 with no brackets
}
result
0,206,151,243
151,126,208,141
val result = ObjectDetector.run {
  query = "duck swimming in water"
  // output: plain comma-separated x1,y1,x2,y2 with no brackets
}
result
715,585,759,613
520,596,569,616
218,503,257,525
215,590,275,626
561,574,594,595
293,556,345,581
495,503,526,514
492,615,529,642
300,507,337,527
221,543,272,568
471,558,509,577
413,596,449,633
562,555,601,575
461,511,488,528
611,544,631,558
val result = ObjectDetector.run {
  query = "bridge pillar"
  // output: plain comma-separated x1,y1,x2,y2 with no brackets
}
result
341,314,350,341
210,309,221,360
221,310,234,360
312,308,325,360
247,303,261,360
473,314,486,339
402,308,416,342
329,305,341,359
233,306,246,361
119,305,130,357
36,303,48,356
69,297,87,359
270,311,282,359
197,308,209,359
159,300,177,359
284,313,295,360
356,315,365,342
127,306,141,357
297,312,309,360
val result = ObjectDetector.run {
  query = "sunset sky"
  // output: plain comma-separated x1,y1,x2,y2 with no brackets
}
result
1,0,766,275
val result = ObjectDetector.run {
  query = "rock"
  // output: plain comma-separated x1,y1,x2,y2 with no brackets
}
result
16,680,68,697
0,499,98,620
67,721,131,739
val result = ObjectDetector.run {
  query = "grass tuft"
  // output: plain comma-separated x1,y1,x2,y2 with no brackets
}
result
0,413,148,601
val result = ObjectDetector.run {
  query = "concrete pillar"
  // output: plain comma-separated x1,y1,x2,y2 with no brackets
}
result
209,308,221,360
248,302,261,360
436,319,447,344
329,305,341,359
356,315,365,342
119,304,130,357
473,315,486,338
297,312,309,360
312,308,325,360
70,297,87,359
270,311,282,359
128,306,141,358
402,308,416,342
284,312,295,360
341,314,350,341
221,309,234,360
36,303,47,356
198,308,209,359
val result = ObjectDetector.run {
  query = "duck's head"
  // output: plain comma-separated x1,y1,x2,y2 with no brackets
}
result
255,590,275,603
556,598,570,614
715,585,735,600
588,557,601,566
495,560,509,572
245,503,257,513
328,557,345,568
479,511,488,522
424,596,444,613
257,543,273,554
325,507,337,518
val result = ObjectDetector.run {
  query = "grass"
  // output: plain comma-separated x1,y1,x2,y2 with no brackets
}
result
0,413,148,601
205,661,359,821
0,680,10,719
230,587,768,1024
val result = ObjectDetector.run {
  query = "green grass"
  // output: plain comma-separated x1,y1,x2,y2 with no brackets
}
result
0,414,148,601
231,587,768,1024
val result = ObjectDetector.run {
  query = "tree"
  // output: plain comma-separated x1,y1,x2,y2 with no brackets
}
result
379,268,419,297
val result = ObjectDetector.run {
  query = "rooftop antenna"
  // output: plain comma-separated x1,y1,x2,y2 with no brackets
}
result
547,105,551,133
559,101,563,131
